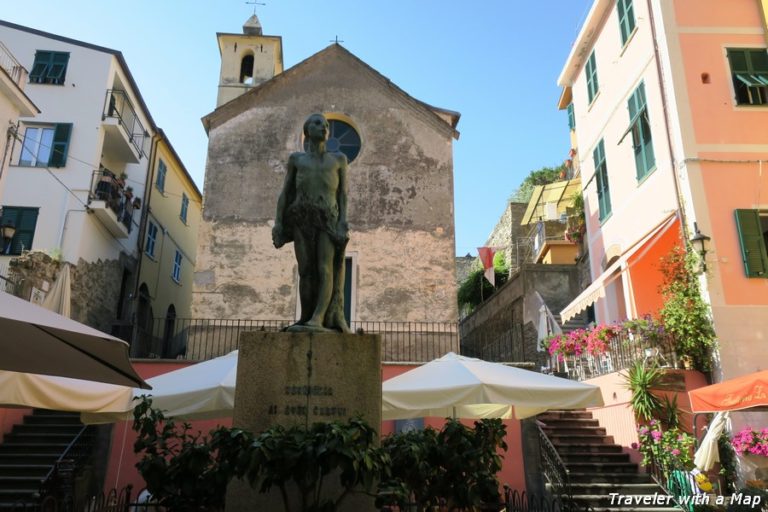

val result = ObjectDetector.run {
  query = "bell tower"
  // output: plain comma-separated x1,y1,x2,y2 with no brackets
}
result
215,14,283,108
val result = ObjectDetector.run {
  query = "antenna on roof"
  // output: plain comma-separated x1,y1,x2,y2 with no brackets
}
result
330,36,344,44
245,0,265,15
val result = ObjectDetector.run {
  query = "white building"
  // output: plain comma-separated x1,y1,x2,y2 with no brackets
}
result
0,20,156,334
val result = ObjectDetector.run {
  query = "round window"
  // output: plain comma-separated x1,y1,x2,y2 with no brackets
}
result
304,119,361,162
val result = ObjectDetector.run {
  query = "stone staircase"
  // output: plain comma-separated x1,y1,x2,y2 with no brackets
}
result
0,410,87,510
538,409,681,512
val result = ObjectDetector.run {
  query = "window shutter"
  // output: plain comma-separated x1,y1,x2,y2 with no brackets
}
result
1,207,39,255
735,209,768,277
567,104,576,130
29,51,51,83
49,123,72,167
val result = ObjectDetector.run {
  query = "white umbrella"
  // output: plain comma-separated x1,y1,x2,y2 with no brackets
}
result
382,352,604,420
694,411,730,471
81,350,239,424
41,262,71,317
0,291,148,388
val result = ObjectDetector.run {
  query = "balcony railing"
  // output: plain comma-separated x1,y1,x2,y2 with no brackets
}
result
0,41,28,87
103,89,148,157
460,308,530,363
133,318,460,363
548,331,678,381
89,168,137,233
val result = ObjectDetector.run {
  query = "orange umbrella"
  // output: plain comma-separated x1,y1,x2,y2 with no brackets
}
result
689,370,768,413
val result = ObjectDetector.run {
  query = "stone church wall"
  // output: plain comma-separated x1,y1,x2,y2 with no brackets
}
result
193,49,458,324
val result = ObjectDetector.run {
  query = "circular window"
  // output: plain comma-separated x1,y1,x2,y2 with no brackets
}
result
303,118,361,162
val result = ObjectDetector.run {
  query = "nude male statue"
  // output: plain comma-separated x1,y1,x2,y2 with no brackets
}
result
272,113,352,333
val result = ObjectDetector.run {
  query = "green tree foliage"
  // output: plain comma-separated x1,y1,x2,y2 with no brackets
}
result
509,164,567,204
623,360,663,422
377,419,508,511
457,251,509,312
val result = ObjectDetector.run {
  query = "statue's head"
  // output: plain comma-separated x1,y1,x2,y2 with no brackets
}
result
303,113,329,142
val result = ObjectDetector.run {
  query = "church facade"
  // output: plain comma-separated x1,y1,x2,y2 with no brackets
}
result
191,17,460,334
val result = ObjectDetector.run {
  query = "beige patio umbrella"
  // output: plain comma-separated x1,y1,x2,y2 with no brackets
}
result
694,411,730,471
41,262,71,316
0,291,149,388
382,352,604,420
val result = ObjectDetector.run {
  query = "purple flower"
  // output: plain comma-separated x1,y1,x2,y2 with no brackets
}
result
651,430,663,442
631,442,639,450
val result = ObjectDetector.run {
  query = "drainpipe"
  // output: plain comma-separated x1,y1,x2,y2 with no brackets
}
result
130,132,160,351
646,0,689,239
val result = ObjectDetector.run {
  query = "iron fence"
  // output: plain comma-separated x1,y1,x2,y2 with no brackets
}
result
537,425,571,501
89,168,135,232
102,89,148,157
0,41,27,86
548,330,678,381
133,318,459,363
379,488,594,512
460,308,528,363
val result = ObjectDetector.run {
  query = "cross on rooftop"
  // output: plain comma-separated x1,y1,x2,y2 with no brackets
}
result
330,36,344,44
245,0,265,15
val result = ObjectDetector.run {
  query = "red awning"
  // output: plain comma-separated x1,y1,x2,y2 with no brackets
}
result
689,369,768,413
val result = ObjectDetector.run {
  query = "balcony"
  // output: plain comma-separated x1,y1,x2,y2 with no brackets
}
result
88,169,140,239
0,41,28,88
102,89,148,163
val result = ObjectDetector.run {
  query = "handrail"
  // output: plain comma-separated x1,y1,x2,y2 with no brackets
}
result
40,424,96,503
647,452,695,512
103,89,148,157
0,41,28,86
537,424,571,500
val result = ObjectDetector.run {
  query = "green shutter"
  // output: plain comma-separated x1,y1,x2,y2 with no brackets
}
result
593,140,611,221
586,51,599,103
48,123,72,167
618,0,636,45
735,209,768,277
1,207,38,255
567,103,575,130
29,51,51,83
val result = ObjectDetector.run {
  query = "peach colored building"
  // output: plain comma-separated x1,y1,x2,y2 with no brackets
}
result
557,0,768,403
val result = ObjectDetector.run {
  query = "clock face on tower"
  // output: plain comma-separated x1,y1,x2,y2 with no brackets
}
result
303,118,361,162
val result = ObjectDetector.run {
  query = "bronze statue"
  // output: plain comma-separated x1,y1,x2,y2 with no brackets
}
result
273,113,351,333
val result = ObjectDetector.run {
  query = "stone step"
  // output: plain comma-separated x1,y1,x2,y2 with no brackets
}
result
0,477,41,491
0,465,50,478
568,472,654,484
572,494,683,511
538,418,600,428
0,444,69,455
570,482,663,495
561,452,631,463
566,462,641,474
539,410,594,420
11,424,83,435
550,434,615,444
3,433,79,444
542,426,607,436
0,454,58,466
0,489,38,503
23,414,81,426
554,443,624,454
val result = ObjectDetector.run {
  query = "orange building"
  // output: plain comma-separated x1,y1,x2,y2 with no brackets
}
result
557,0,768,395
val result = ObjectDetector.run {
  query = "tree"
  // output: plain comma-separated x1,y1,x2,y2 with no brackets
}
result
457,251,509,312
508,164,567,204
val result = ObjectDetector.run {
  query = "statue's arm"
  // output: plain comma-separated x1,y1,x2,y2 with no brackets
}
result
336,154,349,242
273,154,298,248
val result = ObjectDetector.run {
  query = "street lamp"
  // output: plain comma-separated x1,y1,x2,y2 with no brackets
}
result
689,222,711,273
0,220,15,255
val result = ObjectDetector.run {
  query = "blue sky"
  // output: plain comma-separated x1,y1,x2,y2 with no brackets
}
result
2,0,593,256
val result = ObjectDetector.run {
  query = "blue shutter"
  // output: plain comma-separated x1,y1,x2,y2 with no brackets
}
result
49,123,72,167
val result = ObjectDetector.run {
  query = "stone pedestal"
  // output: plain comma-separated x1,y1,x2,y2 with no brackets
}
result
225,331,382,512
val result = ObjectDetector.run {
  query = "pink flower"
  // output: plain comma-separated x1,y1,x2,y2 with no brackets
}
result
651,430,662,442
631,442,638,449
671,449,681,456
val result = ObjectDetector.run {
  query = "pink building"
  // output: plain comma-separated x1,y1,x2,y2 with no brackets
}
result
557,0,768,397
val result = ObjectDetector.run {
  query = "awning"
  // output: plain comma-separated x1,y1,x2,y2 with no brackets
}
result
689,369,768,413
559,212,678,322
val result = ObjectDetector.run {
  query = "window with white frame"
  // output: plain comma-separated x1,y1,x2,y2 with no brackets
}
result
19,124,72,168
172,250,182,283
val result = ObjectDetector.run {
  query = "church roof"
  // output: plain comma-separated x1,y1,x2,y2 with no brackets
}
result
202,43,460,139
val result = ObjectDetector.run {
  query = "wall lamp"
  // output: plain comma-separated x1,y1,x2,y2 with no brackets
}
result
1,221,16,255
689,222,711,273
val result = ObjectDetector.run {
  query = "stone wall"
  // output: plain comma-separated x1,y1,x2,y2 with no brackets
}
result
484,202,529,272
8,250,131,334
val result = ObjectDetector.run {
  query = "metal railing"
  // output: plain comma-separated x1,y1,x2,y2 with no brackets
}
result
89,168,135,232
537,425,571,501
0,41,28,87
647,452,696,512
103,89,148,157
133,318,459,363
548,331,677,381
0,262,18,295
379,489,594,512
9,485,134,512
460,308,528,363
39,425,97,507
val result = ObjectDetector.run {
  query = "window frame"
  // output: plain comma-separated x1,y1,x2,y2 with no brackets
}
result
171,250,182,283
625,82,656,181
586,51,600,105
146,222,158,258
180,193,189,224
567,103,576,130
0,206,39,256
617,0,636,47
28,51,70,85
727,48,768,106
735,209,768,277
593,139,612,222
156,160,167,193
18,123,72,168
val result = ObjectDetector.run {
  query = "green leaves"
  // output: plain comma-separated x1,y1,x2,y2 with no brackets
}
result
623,360,663,421
377,418,507,511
